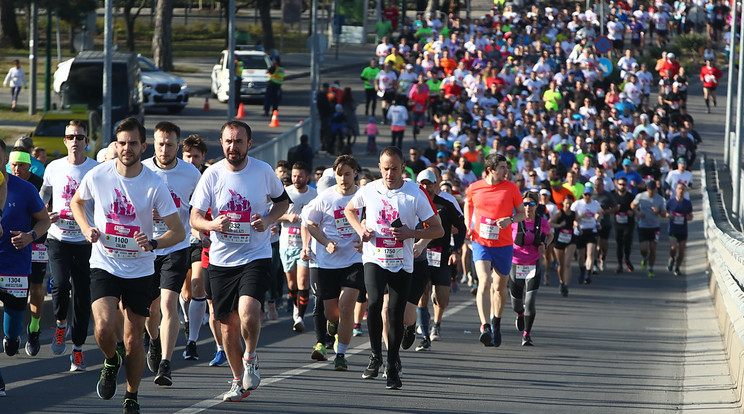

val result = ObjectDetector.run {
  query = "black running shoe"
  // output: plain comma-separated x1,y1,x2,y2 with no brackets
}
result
25,327,40,356
361,354,383,379
479,324,494,347
3,336,20,357
147,340,161,373
625,260,635,272
401,325,416,350
415,337,431,352
96,355,121,400
515,314,525,332
123,398,140,414
386,365,402,390
154,360,172,386
183,341,199,360
522,334,534,346
491,325,502,347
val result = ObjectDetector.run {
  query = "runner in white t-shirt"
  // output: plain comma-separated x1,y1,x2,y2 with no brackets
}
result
190,120,289,402
305,155,364,371
141,122,201,387
71,117,185,414
39,120,98,371
571,187,602,285
277,161,317,333
344,147,443,390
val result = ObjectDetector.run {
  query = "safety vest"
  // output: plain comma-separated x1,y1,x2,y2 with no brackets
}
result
269,66,284,85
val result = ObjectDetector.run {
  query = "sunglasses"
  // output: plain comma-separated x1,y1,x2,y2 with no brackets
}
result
65,134,87,141
523,201,537,206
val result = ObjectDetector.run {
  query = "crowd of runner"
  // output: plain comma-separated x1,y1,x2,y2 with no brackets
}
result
0,0,720,412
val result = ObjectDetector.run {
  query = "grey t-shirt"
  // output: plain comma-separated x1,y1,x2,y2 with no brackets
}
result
633,191,666,229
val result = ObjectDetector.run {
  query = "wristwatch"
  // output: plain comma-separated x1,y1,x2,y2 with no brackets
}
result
510,217,515,223
149,239,159,251
29,230,38,240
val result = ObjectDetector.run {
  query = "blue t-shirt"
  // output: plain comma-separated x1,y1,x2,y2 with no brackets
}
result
666,197,693,235
615,170,644,195
0,174,46,276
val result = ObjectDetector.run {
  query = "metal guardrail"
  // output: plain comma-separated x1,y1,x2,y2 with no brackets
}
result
701,154,744,404
247,117,312,168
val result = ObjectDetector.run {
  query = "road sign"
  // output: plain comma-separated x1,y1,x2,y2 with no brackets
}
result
598,57,613,76
595,36,612,54
307,34,329,54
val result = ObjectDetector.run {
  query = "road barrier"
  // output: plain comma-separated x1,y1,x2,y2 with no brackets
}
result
248,117,312,168
701,154,744,405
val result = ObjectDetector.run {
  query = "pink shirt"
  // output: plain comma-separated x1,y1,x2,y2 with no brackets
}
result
511,218,550,265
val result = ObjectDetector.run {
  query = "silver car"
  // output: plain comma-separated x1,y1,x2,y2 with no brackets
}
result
138,55,189,114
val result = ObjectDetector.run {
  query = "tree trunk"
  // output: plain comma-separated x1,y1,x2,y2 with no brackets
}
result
258,0,275,52
124,6,136,51
0,0,23,49
152,0,174,71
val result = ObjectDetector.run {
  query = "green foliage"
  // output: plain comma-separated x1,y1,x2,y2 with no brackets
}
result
675,33,709,54
646,45,682,60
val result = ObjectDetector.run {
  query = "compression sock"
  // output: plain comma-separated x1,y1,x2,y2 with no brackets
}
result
124,391,137,401
179,295,190,324
289,289,298,310
3,308,24,339
298,289,310,318
106,354,119,365
313,298,327,344
188,297,207,342
705,98,710,109
524,313,536,334
336,342,349,355
416,306,430,337
29,316,40,333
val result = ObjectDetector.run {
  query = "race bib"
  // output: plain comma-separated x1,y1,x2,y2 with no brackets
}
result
102,223,141,259
515,264,536,280
479,216,500,240
427,247,442,267
615,212,628,224
557,229,572,244
672,212,685,225
153,219,168,233
0,274,28,298
32,243,48,263
579,213,595,229
334,208,355,236
58,209,81,236
216,211,252,244
287,226,302,247
374,237,404,268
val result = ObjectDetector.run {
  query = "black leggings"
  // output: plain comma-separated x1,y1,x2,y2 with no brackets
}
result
310,267,328,344
509,262,542,316
391,129,404,149
365,88,377,116
615,224,634,264
48,239,92,347
364,263,411,364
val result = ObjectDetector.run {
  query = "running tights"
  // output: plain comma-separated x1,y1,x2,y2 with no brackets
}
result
510,263,542,333
364,263,411,364
615,224,634,264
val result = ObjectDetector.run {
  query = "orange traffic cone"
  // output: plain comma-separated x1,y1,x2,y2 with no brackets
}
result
269,109,280,127
204,97,210,111
236,103,246,119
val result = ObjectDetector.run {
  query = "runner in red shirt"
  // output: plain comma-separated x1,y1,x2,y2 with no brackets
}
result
699,57,723,113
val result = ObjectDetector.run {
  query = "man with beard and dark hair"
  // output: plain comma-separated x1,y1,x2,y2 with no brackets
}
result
190,120,289,402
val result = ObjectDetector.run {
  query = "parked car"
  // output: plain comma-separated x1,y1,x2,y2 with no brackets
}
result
30,106,104,161
211,48,272,103
137,55,189,114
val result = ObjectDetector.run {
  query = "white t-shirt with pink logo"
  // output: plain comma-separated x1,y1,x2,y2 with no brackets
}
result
42,157,98,243
280,184,317,252
350,179,437,273
143,158,202,255
304,186,362,269
190,158,285,267
77,160,177,278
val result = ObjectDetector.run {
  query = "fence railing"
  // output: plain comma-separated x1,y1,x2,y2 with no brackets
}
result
247,117,312,168
701,154,744,404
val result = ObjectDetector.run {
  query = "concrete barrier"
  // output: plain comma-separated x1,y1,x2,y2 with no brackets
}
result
701,154,744,406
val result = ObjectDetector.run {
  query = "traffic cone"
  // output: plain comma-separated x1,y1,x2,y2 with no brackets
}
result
269,109,280,127
236,103,246,119
203,97,210,111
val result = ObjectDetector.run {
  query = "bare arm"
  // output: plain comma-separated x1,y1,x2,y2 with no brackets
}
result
10,208,51,250
344,200,374,242
135,212,186,252
71,191,99,243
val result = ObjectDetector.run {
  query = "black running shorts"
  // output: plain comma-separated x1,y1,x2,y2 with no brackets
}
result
317,263,364,300
90,268,153,317
208,259,271,321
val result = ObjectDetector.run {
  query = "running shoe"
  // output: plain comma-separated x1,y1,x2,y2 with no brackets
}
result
333,354,348,371
598,258,605,272
583,276,592,285
640,259,647,270
362,354,383,379
559,283,568,297
325,334,336,354
222,379,250,402
401,325,416,350
648,269,655,278
96,355,120,400
674,268,682,277
614,266,623,274
516,313,525,332
667,258,675,272
430,325,441,341
415,337,431,351
327,320,339,337
116,341,126,363
25,327,40,356
51,325,67,355
123,398,140,414
154,360,172,386
242,355,260,390
292,315,305,333
146,340,161,373
267,302,279,321
311,342,328,361
479,324,494,347
70,349,86,371
209,350,227,367
353,325,364,336
385,364,402,390
3,336,20,357
522,333,534,346
0,373,5,397
491,322,502,347
625,260,635,272
183,341,199,360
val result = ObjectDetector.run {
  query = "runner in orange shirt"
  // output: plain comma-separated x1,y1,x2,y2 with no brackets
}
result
464,153,526,347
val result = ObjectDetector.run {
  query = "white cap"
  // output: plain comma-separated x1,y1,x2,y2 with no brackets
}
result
668,52,675,59
417,169,437,184
406,64,414,70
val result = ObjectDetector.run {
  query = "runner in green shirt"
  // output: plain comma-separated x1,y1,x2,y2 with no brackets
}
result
361,59,381,117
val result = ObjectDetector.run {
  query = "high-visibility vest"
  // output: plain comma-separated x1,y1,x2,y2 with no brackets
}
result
269,66,284,85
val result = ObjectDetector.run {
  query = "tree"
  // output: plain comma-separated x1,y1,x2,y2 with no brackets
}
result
152,0,174,71
0,0,22,49
257,0,275,52
119,0,147,51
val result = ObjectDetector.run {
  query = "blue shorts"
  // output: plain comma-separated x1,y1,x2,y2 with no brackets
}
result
279,247,308,272
472,242,513,276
